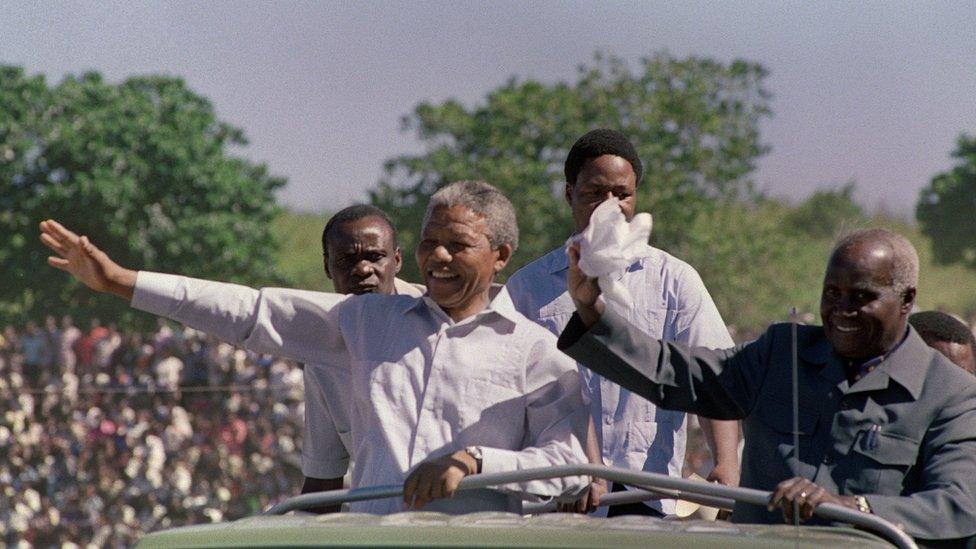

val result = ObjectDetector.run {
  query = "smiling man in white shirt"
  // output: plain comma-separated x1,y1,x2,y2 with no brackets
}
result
40,181,589,515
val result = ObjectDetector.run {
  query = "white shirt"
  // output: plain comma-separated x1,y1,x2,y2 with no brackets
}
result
131,272,588,514
506,245,733,515
302,277,425,480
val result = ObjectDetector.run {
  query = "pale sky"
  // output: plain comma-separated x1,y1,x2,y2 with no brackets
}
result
2,1,975,216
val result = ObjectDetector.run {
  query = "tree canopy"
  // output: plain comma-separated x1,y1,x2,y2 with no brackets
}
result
917,134,976,270
371,53,772,282
369,53,806,329
0,66,284,325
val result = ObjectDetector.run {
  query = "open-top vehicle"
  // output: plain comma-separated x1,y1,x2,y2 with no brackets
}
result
136,464,916,548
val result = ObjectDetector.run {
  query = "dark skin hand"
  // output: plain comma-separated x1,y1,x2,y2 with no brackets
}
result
557,415,607,513
566,242,605,328
402,450,478,509
40,220,137,299
556,479,608,513
768,477,861,523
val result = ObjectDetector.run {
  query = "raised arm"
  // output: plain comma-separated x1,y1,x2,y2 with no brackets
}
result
41,219,350,365
560,243,766,420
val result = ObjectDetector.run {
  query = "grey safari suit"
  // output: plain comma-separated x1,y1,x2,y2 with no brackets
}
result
558,309,976,541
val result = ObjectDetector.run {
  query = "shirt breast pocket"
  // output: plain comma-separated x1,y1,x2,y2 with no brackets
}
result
460,377,525,442
844,430,919,494
630,307,669,339
360,358,412,409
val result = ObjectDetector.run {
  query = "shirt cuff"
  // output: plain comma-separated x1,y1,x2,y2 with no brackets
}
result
130,271,181,316
478,446,519,476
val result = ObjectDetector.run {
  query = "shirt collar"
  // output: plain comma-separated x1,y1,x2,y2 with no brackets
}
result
393,277,425,298
876,326,929,400
548,245,571,274
405,284,521,326
801,325,926,399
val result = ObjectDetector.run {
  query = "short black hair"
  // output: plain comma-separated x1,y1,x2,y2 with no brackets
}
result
909,311,976,354
564,129,643,186
321,204,397,256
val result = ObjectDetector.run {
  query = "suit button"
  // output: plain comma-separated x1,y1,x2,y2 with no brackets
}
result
822,454,833,465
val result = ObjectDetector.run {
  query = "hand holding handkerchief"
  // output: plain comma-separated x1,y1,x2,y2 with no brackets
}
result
568,197,654,313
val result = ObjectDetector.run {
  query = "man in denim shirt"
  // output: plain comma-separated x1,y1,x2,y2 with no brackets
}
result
507,129,740,516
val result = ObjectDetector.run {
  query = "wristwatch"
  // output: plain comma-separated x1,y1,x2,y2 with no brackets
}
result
854,495,872,514
464,446,483,474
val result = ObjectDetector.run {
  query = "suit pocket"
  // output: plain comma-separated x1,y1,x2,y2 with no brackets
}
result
843,429,919,494
850,430,919,466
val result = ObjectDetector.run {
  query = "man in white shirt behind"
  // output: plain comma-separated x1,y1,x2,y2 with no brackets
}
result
506,129,740,517
40,180,589,515
302,204,424,512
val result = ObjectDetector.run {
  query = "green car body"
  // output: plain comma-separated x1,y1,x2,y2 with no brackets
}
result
136,512,896,548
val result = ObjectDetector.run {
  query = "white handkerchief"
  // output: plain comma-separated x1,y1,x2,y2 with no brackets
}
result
568,197,653,313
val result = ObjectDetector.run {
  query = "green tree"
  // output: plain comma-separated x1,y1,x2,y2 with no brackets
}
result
371,53,771,283
0,66,285,325
786,181,866,239
667,200,818,334
917,134,976,269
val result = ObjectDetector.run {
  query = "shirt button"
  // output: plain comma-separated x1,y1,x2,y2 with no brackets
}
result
604,416,613,425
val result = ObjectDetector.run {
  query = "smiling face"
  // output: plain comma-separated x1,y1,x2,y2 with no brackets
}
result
415,204,512,321
566,154,638,233
324,216,401,295
820,240,915,360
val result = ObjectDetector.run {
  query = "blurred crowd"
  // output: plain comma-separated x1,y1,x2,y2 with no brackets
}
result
0,317,305,548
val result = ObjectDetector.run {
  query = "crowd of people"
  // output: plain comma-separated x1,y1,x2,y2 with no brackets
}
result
0,316,306,547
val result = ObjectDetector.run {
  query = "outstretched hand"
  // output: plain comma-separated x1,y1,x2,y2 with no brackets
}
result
39,220,137,300
567,242,604,328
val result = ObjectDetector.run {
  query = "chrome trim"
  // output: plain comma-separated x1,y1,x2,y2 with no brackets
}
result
265,464,916,549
